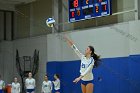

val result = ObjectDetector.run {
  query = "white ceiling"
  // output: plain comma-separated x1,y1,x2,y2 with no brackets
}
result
0,0,36,4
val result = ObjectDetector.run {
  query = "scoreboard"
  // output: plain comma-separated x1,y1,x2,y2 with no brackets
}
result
68,0,111,23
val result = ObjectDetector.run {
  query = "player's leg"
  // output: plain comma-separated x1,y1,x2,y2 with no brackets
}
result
55,89,60,93
56,92,60,93
81,83,86,93
30,88,35,93
26,90,29,93
26,89,29,93
86,83,94,93
0,90,2,93
31,91,34,93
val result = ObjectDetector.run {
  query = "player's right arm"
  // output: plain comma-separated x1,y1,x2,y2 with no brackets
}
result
64,35,83,59
33,79,36,88
52,80,58,87
25,79,27,88
11,83,14,93
50,81,53,91
41,82,44,93
2,81,5,89
18,83,21,93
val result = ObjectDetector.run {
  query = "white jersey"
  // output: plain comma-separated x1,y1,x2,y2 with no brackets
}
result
25,78,35,89
42,81,52,93
71,44,95,81
0,80,5,90
52,79,60,90
11,82,20,93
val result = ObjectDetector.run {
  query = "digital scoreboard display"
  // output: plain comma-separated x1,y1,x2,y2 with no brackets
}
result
68,0,111,23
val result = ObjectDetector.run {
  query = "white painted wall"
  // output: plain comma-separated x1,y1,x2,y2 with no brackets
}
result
47,20,140,61
129,20,140,55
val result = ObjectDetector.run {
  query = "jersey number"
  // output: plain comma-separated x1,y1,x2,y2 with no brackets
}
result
81,63,85,68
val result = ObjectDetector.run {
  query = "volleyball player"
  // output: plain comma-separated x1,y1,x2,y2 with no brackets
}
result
0,75,5,93
25,72,36,93
41,75,52,93
11,77,20,93
52,74,60,93
65,36,100,93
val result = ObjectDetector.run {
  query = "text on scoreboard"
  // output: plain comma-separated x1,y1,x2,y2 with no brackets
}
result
68,0,111,22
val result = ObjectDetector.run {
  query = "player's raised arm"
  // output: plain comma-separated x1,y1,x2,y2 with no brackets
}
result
64,35,84,59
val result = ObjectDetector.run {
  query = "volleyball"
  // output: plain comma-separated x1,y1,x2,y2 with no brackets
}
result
46,18,55,27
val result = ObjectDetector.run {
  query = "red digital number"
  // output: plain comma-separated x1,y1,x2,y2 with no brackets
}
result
104,5,107,10
98,0,102,2
71,11,75,17
74,0,78,8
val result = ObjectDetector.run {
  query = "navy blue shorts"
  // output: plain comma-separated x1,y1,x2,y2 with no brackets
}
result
0,90,3,93
54,89,60,92
81,80,94,86
26,89,35,93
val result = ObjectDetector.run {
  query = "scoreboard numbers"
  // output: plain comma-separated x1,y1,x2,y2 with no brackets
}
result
69,0,111,23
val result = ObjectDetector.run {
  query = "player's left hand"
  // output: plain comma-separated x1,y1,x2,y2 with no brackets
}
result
73,77,81,83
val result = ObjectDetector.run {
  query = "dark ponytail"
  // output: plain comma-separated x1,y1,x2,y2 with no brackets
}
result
55,74,60,79
88,46,100,68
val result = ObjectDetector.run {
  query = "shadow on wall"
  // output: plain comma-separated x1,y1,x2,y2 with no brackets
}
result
47,55,140,93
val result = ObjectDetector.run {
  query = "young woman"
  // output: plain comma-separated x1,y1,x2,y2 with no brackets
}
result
64,36,100,93
52,74,60,93
11,77,20,93
41,75,52,93
0,75,5,93
25,72,36,93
